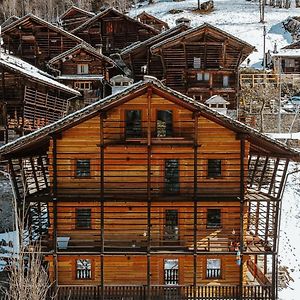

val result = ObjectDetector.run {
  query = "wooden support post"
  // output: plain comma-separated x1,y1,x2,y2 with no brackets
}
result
268,158,280,196
146,86,152,300
39,155,49,189
8,158,21,201
100,113,105,300
52,135,58,289
258,156,269,190
250,155,260,188
30,157,40,192
277,159,289,199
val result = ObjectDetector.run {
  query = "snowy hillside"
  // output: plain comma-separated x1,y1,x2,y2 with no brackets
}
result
131,0,300,68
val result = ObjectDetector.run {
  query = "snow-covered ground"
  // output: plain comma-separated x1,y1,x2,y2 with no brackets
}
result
131,0,300,68
0,231,18,271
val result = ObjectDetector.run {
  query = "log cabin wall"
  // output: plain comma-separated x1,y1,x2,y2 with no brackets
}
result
72,9,159,56
2,15,82,70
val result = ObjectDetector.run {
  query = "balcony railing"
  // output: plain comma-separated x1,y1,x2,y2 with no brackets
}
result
164,269,179,285
206,268,221,279
55,285,273,300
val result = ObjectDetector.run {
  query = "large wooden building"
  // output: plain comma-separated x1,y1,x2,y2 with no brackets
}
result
2,14,83,70
0,52,80,145
71,8,159,56
149,23,255,109
0,79,298,300
48,43,122,105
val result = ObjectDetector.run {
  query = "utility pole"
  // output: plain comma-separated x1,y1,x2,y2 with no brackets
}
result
198,0,201,10
260,0,265,23
263,25,267,70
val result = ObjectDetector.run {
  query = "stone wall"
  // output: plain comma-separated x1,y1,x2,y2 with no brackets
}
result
0,174,14,233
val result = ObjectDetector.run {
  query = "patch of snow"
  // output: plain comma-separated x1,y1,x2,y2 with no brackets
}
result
0,231,18,271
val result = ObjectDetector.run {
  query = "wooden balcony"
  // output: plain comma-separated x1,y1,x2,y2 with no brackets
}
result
55,284,273,300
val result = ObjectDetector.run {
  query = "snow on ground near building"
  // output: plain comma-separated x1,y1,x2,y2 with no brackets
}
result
131,0,300,68
0,231,18,271
279,168,300,300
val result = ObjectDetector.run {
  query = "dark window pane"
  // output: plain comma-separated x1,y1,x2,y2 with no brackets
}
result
76,259,91,279
125,110,142,138
207,159,221,178
164,210,179,240
157,110,173,137
76,159,90,177
76,208,91,229
207,209,221,228
165,159,179,193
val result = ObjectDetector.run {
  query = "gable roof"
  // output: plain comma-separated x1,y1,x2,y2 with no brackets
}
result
1,15,19,29
2,13,83,44
60,5,95,20
0,78,299,160
137,11,169,29
282,40,300,50
48,43,117,68
71,7,159,35
0,51,81,96
151,23,255,53
120,23,189,57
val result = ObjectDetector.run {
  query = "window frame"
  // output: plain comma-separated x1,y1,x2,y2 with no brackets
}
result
164,159,180,193
206,208,222,229
75,208,92,230
206,258,222,279
74,81,92,91
125,109,142,139
77,64,89,75
193,57,201,69
207,159,222,178
75,259,92,280
223,75,229,87
156,110,173,137
75,159,91,178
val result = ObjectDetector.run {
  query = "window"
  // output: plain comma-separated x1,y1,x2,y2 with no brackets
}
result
207,159,222,178
285,58,295,68
76,259,92,279
207,209,221,228
164,210,179,240
193,57,201,69
76,159,91,177
206,258,221,279
196,72,209,81
157,110,173,137
77,64,89,75
204,72,210,81
76,208,91,229
164,259,179,285
125,110,142,138
223,75,229,87
74,81,92,91
165,159,179,193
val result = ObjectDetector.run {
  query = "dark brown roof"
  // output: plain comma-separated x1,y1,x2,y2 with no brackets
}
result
71,7,159,35
60,6,95,20
0,78,299,160
137,11,169,29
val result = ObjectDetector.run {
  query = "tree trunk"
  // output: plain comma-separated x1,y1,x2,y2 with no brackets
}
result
296,0,300,7
259,102,266,132
285,0,291,8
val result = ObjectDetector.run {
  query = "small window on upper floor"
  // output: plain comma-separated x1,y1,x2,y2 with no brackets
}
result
207,209,221,228
77,64,89,75
125,110,142,138
207,159,222,178
76,159,91,177
206,258,221,279
165,159,179,193
157,110,173,137
76,259,92,280
193,57,201,69
223,75,229,87
74,81,92,91
76,208,91,229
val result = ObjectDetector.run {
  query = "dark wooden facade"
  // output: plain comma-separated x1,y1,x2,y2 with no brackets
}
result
137,11,169,32
2,14,83,70
48,44,122,105
71,8,159,56
150,24,255,109
121,24,189,82
0,80,297,300
60,6,95,32
0,52,80,145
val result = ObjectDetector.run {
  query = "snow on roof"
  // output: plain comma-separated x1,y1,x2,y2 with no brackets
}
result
60,5,95,20
205,95,230,105
58,75,103,80
272,49,300,58
0,78,299,159
0,52,81,96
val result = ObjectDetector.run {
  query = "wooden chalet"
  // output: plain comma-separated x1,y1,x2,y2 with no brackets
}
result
48,43,122,105
59,6,95,32
137,11,169,32
2,14,83,70
120,24,189,82
71,8,159,56
0,79,298,300
1,16,19,29
272,41,300,74
0,52,80,145
150,23,255,109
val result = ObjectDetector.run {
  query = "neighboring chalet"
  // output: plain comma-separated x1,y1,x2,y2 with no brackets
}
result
2,14,83,69
0,52,80,145
137,11,169,32
59,6,95,32
120,23,189,81
272,41,300,74
150,23,255,108
48,43,122,105
0,78,298,300
71,8,159,56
